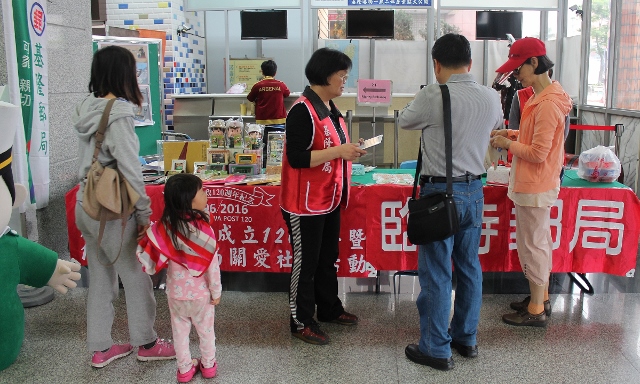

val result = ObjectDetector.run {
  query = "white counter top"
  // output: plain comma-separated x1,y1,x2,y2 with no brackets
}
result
171,92,416,98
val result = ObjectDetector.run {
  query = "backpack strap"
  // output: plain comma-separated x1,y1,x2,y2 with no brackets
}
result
92,98,116,163
93,98,126,267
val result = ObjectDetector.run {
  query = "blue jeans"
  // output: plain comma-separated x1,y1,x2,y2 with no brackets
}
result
416,179,484,358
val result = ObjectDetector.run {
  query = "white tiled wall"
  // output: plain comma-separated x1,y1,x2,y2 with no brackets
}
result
106,0,206,128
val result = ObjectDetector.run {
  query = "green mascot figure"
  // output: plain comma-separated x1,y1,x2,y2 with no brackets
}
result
0,102,82,371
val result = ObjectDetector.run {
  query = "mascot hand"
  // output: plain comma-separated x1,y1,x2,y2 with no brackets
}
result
47,259,81,294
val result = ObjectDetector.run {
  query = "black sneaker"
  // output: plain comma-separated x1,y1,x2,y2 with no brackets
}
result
509,296,552,316
291,321,330,345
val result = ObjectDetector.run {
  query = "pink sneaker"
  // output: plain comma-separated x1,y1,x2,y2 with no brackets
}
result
91,343,133,368
177,358,200,383
200,360,218,379
137,338,176,361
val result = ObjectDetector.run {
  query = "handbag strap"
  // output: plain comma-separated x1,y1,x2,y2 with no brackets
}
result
440,84,454,196
411,143,422,200
411,84,454,199
92,98,116,163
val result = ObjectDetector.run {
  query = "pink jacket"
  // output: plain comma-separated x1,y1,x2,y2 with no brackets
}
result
507,82,573,193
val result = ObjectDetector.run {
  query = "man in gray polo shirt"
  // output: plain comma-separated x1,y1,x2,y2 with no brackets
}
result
399,33,502,371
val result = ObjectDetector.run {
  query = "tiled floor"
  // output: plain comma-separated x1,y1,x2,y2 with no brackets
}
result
2,269,640,383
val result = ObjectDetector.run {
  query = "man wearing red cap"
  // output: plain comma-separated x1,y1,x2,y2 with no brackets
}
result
490,37,573,327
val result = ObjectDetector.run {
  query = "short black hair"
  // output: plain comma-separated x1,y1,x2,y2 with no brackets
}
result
534,55,554,75
261,60,277,77
89,45,143,107
305,48,352,86
431,33,471,69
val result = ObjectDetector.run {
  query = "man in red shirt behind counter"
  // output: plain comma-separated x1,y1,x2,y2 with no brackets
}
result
247,60,290,124
247,60,290,167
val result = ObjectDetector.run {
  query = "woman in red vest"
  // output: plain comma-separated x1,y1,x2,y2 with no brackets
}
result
280,48,367,345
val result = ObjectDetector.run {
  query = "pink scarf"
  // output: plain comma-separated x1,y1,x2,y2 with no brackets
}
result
137,216,217,277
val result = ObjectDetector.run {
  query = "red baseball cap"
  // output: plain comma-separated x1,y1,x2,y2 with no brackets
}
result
495,37,547,73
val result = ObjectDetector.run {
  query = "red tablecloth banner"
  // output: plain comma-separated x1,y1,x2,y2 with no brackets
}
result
66,184,374,278
66,183,640,277
362,184,640,277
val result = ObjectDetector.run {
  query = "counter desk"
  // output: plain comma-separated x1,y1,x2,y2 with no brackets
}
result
65,169,640,279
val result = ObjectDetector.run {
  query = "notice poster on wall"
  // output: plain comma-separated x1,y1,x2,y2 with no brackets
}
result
227,58,271,93
133,85,154,126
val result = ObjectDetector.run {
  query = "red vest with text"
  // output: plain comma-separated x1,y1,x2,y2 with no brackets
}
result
280,97,351,215
517,87,535,117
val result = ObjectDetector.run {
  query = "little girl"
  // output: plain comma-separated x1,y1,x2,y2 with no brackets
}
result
137,174,221,383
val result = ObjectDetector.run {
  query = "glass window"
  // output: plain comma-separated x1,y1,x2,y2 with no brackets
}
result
612,0,640,110
547,11,558,40
522,11,541,39
567,3,582,37
586,0,610,107
438,10,471,39
440,10,539,41
325,9,346,39
398,9,430,41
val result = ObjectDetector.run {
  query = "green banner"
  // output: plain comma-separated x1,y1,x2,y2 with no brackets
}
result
9,0,50,207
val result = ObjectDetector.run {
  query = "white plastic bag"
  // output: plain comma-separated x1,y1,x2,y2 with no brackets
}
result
226,83,247,94
577,145,621,182
484,143,503,171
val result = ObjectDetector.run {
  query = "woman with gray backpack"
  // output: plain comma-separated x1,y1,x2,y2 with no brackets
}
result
72,45,175,368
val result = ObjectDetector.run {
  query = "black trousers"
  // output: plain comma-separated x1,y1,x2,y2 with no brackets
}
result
282,208,344,332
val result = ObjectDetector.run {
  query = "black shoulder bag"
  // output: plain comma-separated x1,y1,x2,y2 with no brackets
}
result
406,84,460,245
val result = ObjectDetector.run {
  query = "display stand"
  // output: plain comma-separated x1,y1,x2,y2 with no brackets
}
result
266,132,283,164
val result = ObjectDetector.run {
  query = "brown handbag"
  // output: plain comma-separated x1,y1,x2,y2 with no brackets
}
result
82,98,140,265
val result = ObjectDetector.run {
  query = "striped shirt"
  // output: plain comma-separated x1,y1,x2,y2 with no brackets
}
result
399,73,502,177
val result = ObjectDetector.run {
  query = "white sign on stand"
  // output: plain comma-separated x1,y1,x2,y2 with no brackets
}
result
355,79,392,168
357,79,392,106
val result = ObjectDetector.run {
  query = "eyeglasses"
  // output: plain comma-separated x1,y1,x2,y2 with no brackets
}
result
513,62,527,75
338,73,349,83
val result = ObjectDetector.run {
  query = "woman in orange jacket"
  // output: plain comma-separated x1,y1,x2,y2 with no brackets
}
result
490,38,573,327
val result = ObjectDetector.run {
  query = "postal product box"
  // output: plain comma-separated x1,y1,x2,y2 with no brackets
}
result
162,140,209,174
228,163,260,175
235,153,257,164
